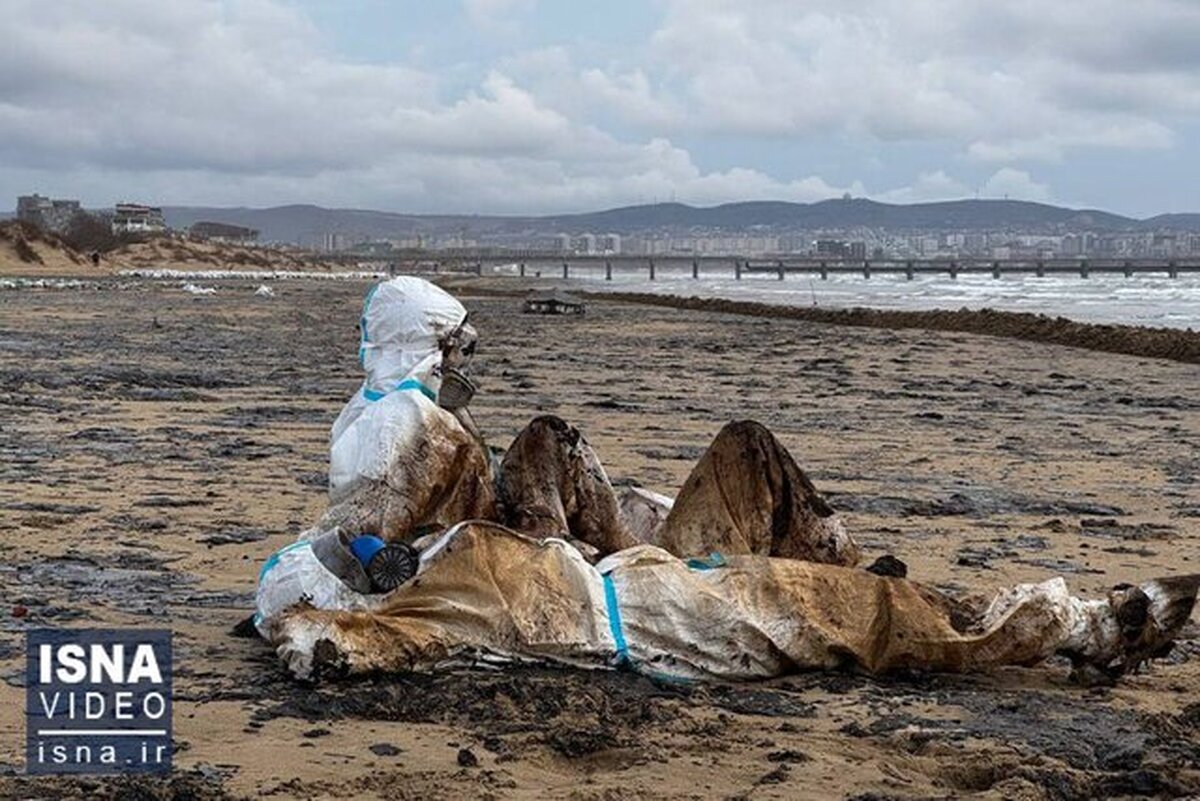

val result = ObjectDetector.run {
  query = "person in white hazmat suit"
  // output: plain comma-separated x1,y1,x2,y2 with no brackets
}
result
257,277,1199,685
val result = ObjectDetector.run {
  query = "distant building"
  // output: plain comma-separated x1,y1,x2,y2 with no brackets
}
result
848,241,867,260
16,194,82,233
189,221,259,245
112,203,166,234
962,233,987,254
322,232,346,252
351,240,399,257
557,232,616,255
599,233,621,254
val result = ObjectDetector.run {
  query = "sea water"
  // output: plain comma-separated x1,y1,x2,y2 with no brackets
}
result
561,265,1199,330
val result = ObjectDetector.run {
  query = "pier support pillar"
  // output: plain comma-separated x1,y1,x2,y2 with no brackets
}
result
1123,261,1133,278
649,259,656,281
992,261,1001,279
819,261,828,280
1036,261,1045,278
562,261,569,279
605,260,612,281
905,261,914,281
519,262,526,278
735,260,742,280
1080,260,1089,278
778,261,785,280
1169,261,1178,278
949,262,958,280
692,259,699,279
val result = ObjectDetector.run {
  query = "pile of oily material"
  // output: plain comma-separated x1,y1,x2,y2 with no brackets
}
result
260,520,1200,684
253,276,1200,684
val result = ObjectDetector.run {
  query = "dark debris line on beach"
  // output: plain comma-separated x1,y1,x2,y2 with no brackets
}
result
590,291,1200,364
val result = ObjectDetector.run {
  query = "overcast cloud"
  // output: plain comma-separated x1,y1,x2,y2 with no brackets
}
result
0,0,1197,215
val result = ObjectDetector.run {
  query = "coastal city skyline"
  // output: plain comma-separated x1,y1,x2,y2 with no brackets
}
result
12,190,1200,260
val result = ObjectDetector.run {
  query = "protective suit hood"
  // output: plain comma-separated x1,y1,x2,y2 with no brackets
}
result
328,277,469,498
357,277,467,399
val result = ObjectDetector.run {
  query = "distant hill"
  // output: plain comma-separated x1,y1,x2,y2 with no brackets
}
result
160,199,1191,244
539,199,1138,232
1141,213,1200,231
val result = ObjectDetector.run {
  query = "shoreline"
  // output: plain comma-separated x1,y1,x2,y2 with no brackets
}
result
439,276,1200,364
4,269,1198,364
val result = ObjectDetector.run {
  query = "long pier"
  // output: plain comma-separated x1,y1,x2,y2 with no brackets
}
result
447,254,1200,280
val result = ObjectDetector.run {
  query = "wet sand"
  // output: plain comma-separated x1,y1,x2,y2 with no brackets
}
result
1,278,1198,799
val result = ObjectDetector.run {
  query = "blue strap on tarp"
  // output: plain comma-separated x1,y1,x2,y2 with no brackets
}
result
685,552,728,571
602,573,629,665
600,571,695,684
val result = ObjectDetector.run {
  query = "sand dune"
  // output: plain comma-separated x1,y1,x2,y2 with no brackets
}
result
0,221,90,276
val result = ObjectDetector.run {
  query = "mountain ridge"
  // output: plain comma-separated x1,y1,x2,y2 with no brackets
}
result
156,198,1200,244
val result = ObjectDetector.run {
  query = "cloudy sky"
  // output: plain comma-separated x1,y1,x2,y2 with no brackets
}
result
2,0,1198,216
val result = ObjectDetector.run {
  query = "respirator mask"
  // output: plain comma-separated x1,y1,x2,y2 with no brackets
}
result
310,529,420,594
437,315,478,411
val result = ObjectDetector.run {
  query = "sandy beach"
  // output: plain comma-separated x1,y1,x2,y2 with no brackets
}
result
1,277,1198,799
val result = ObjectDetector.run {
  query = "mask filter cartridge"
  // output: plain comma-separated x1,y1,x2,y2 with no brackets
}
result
349,535,419,592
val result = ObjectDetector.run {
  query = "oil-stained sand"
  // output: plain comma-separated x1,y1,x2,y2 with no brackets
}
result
1,278,1198,800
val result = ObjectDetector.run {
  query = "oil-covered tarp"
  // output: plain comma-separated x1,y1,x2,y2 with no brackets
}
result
264,521,1197,682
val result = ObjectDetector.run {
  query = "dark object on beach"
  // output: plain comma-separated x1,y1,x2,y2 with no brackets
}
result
865,554,908,578
231,614,259,638
523,289,585,315
457,748,479,767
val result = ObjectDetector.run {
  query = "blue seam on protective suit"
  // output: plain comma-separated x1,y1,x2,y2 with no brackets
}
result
396,378,436,401
358,282,381,366
363,379,436,403
602,573,629,664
